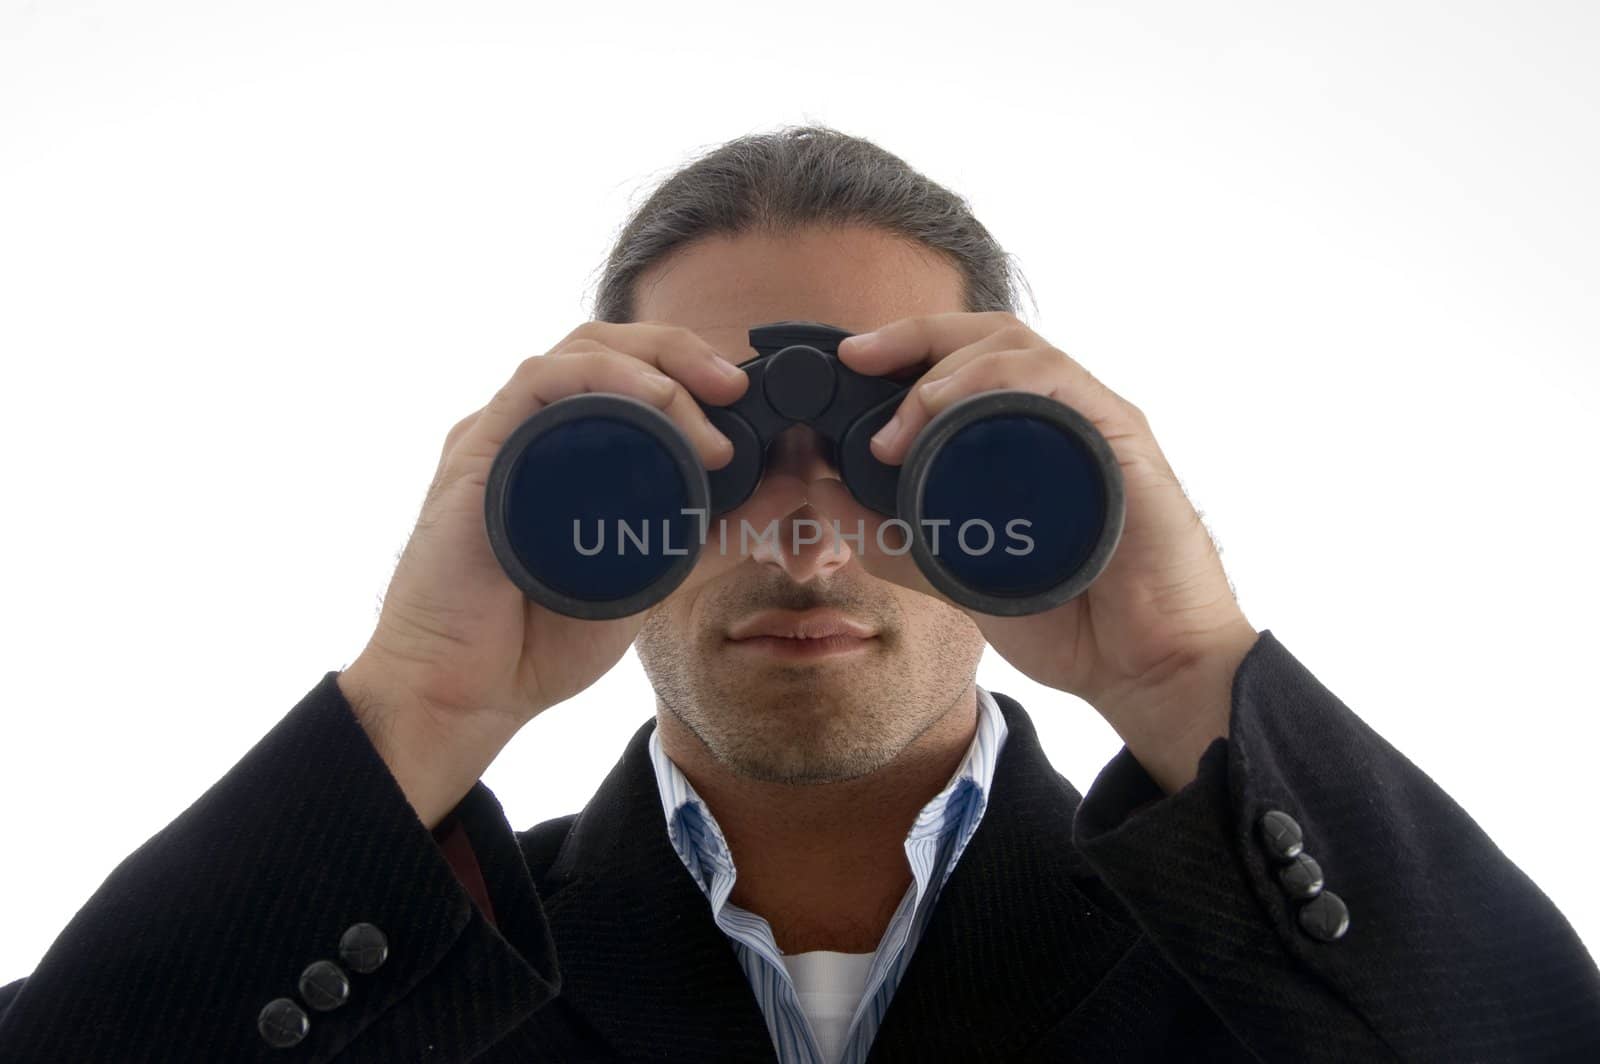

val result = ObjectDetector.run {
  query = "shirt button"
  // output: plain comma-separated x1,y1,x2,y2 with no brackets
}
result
299,959,352,1011
1256,810,1304,861
1298,890,1351,942
257,997,309,1048
1277,852,1325,900
340,922,390,974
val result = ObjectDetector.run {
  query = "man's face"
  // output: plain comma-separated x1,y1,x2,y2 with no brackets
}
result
631,225,988,785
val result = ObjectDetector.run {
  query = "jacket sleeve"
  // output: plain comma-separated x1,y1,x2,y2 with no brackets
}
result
1070,628,1600,1063
431,813,500,930
0,670,560,1063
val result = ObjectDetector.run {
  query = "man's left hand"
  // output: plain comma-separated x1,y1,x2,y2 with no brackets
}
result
808,312,1260,793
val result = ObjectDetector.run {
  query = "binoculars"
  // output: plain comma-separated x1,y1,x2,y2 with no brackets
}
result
484,321,1124,620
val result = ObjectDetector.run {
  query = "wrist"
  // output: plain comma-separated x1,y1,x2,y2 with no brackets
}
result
336,657,515,830
1096,622,1259,795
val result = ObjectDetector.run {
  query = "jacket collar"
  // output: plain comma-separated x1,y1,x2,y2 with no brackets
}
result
537,691,1140,1062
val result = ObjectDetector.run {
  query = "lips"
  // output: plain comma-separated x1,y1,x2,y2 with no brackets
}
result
726,608,877,641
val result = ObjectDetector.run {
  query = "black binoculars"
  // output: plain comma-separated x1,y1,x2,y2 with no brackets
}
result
484,321,1124,620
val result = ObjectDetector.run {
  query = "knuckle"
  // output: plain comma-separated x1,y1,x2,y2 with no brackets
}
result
442,412,477,450
565,321,607,344
653,323,707,357
649,375,684,401
556,337,605,357
995,323,1034,348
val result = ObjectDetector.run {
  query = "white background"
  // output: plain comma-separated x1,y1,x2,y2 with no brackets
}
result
2,0,1596,983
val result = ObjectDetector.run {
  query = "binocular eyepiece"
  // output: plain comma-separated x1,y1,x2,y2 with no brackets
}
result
484,321,1125,619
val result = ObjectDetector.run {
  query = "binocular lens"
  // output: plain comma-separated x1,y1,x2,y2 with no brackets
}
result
486,397,709,618
917,415,1108,599
899,391,1123,616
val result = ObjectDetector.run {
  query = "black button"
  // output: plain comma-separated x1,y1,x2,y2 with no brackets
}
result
258,997,309,1048
340,922,389,974
1298,890,1350,942
299,959,352,1011
1257,810,1304,861
1277,852,1324,900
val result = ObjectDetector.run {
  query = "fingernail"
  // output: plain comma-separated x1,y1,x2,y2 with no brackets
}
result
919,377,951,400
872,416,901,449
714,357,745,379
843,331,880,352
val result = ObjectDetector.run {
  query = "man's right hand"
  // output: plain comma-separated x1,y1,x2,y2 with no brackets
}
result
337,322,749,827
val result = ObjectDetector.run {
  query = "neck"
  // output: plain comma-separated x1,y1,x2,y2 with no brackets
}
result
656,682,979,955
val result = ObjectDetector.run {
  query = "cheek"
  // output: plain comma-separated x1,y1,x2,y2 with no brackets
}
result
648,580,732,661
633,604,671,664
896,591,983,646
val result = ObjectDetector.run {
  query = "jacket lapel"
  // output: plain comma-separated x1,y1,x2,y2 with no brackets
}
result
537,718,780,1062
537,692,1141,1062
862,691,1142,1060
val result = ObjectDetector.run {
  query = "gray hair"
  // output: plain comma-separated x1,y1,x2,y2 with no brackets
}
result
583,123,1037,325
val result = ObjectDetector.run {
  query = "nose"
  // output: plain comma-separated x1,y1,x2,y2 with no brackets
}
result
748,425,854,583
766,422,838,484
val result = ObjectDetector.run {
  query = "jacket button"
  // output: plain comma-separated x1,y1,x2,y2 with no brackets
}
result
1277,852,1325,899
299,959,352,1011
340,922,389,974
1298,890,1351,942
257,997,309,1048
1257,810,1304,861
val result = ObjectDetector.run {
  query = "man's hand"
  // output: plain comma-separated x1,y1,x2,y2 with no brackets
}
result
809,311,1260,794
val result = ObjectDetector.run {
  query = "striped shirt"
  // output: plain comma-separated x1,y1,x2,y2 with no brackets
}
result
647,686,1009,1064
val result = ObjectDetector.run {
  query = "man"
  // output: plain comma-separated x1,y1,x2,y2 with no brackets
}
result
2,125,1597,1062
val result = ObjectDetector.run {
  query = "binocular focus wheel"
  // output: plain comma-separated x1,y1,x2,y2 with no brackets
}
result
483,394,710,620
897,390,1125,617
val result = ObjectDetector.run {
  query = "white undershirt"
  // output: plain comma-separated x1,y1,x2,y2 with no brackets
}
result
779,949,878,1064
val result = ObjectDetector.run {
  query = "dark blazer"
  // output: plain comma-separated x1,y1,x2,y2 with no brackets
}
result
2,630,1597,1062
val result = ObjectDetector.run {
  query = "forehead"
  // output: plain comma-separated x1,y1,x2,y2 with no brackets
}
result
631,225,968,362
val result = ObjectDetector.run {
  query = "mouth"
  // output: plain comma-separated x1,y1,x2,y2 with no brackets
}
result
725,608,880,660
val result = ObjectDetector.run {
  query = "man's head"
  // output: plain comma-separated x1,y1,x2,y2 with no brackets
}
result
597,126,1031,787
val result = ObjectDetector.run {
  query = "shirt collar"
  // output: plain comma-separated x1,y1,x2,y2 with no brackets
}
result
647,685,1010,896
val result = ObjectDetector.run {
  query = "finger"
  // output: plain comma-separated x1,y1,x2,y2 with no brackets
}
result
874,348,1140,466
919,347,1132,423
463,349,733,471
655,376,741,470
440,408,484,464
835,311,1025,376
561,321,749,406
536,350,736,469
864,327,1046,464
